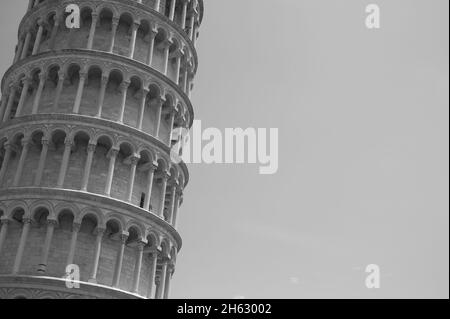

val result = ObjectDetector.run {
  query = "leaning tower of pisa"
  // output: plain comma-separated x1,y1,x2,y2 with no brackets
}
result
0,0,203,299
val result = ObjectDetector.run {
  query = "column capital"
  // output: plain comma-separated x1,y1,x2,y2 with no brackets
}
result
58,69,66,77
21,76,32,85
119,233,129,244
72,222,82,232
79,71,88,80
112,17,120,26
101,74,110,84
94,227,106,236
141,87,150,95
120,80,131,92
41,138,50,146
8,81,19,90
107,148,119,159
21,138,32,148
0,217,11,225
38,71,47,81
136,241,146,251
46,219,58,227
22,217,33,225
176,187,184,197
87,143,96,153
64,138,74,148
169,177,179,188
132,21,141,29
161,170,170,181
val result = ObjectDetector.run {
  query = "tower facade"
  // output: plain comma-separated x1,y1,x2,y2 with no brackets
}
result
0,0,203,299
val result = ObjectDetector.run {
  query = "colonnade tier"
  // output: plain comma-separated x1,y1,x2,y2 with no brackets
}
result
26,0,204,37
0,0,204,300
0,115,185,228
0,189,179,299
0,50,193,148
16,0,202,93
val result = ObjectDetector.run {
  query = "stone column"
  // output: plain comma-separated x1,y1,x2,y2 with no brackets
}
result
132,241,145,293
81,143,96,191
168,108,177,147
96,74,109,117
66,223,81,267
145,164,157,211
57,138,73,188
163,42,171,76
32,72,47,114
146,30,157,66
27,0,34,11
127,155,139,202
112,233,128,288
15,77,31,117
105,148,119,196
2,84,18,122
13,139,31,187
13,36,25,63
154,97,164,138
0,218,10,257
0,88,10,120
188,15,195,41
37,219,57,274
0,143,13,186
89,227,105,283
147,250,158,298
163,264,174,299
49,18,60,50
20,32,32,59
154,0,161,11
169,0,177,21
109,17,119,53
73,71,87,114
156,258,168,299
34,138,49,186
159,172,169,218
182,68,189,93
52,70,66,112
168,183,178,224
193,25,198,48
32,20,44,55
181,0,189,29
129,22,140,59
12,218,32,274
138,88,149,130
172,189,182,228
87,13,98,50
118,81,130,123
175,56,182,85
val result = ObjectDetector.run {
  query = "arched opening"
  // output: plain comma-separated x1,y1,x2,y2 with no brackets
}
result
65,131,91,190
88,135,113,194
39,65,59,114
81,66,102,116
111,142,134,201
102,70,123,121
143,83,162,136
42,129,67,187
93,8,114,51
124,76,142,128
114,13,133,56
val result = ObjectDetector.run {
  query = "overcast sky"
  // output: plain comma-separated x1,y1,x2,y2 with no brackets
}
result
0,0,448,298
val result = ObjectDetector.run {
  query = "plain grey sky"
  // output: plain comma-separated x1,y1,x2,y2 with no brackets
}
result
0,0,448,298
